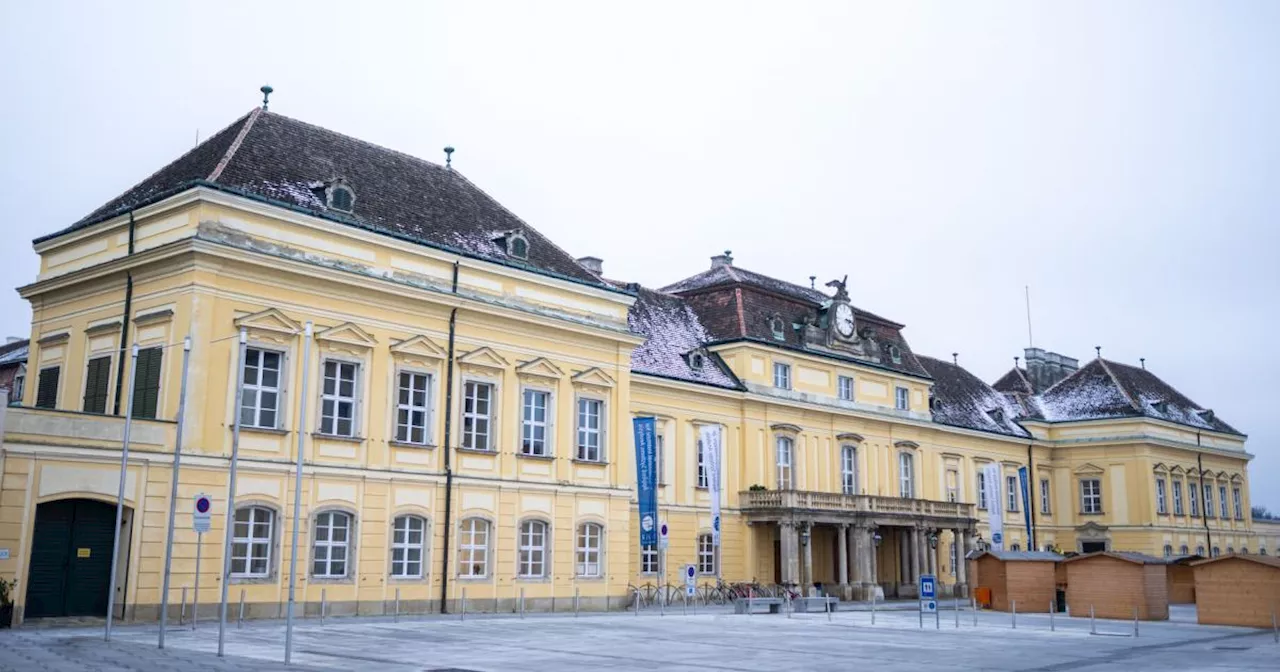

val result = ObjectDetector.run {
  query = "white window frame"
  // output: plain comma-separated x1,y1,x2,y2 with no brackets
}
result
1203,483,1215,518
461,380,495,451
575,396,605,462
1189,483,1200,517
1080,479,1102,514
899,452,914,499
1155,478,1168,515
521,387,552,457
312,510,353,578
1218,484,1228,519
390,515,427,579
776,436,794,490
1006,475,1018,512
773,362,791,390
1232,486,1243,520
976,469,988,510
319,359,360,437
696,436,709,488
575,522,603,577
895,386,909,411
841,445,857,495
641,544,659,574
231,505,275,578
656,429,666,486
1040,478,1051,514
838,375,853,401
946,469,958,503
240,347,284,429
1172,480,1184,515
697,533,717,575
394,369,433,445
458,518,491,578
518,519,549,578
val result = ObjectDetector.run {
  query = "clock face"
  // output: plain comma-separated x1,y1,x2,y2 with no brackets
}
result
834,303,855,337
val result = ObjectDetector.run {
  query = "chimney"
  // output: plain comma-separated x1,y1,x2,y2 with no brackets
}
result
1024,347,1079,393
577,256,603,275
710,250,734,269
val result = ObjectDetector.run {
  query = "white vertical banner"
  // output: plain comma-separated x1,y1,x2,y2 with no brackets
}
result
983,462,1004,551
700,424,723,547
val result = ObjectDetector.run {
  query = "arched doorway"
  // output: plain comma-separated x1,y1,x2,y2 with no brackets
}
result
25,498,124,619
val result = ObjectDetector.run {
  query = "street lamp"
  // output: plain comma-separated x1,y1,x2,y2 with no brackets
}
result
872,531,883,547
928,532,939,549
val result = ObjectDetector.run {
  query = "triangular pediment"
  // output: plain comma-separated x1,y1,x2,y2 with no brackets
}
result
1169,465,1185,475
516,357,565,379
571,367,615,388
458,346,509,370
315,321,378,348
1152,462,1168,473
234,308,302,337
1074,462,1105,476
390,334,448,360
1230,473,1243,483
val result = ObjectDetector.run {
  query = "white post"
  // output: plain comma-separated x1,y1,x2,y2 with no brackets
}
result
237,589,245,628
1012,599,1017,629
285,322,312,664
826,594,832,622
193,532,201,630
394,588,400,623
519,588,525,619
179,587,187,627
460,588,467,621
217,330,248,657
871,592,876,625
1090,604,1096,635
320,589,327,625
574,587,580,617
1133,606,1139,637
1050,600,1055,631
634,589,640,616
105,344,140,642
972,596,977,627
159,337,193,649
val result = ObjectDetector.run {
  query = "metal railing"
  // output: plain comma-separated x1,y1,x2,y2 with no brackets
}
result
739,489,973,518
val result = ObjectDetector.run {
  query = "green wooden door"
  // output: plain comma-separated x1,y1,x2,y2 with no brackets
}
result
24,499,118,618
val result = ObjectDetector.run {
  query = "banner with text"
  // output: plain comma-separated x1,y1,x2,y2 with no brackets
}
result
983,462,1004,551
700,424,723,547
633,417,658,547
1018,466,1033,547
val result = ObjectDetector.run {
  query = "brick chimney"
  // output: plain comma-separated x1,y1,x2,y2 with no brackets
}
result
1024,347,1079,393
711,250,734,269
577,256,603,275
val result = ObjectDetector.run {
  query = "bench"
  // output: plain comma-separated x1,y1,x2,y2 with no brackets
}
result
793,596,840,613
734,597,784,614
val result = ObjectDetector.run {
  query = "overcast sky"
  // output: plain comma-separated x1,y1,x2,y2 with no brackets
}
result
2,1,1276,506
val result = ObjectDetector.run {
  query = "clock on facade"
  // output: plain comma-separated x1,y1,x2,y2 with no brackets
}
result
834,303,855,338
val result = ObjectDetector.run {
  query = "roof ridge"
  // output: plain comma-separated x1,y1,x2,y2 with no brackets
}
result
207,107,262,182
258,110,450,172
1096,358,1144,414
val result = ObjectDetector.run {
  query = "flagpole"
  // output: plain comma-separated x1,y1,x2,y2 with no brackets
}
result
285,322,312,664
159,336,192,648
218,329,247,657
105,344,140,642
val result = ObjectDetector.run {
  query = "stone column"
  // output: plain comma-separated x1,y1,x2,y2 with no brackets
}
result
837,524,849,587
898,530,909,584
954,528,967,591
927,530,938,576
780,521,800,587
801,522,814,593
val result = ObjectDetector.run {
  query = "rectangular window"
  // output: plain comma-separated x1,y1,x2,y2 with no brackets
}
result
842,446,858,495
319,361,358,437
895,386,909,411
521,389,550,456
390,515,426,578
656,432,666,486
1204,483,1215,518
1219,485,1229,519
773,362,791,390
1189,483,1200,517
130,346,163,419
240,348,281,428
395,371,432,445
1233,487,1243,520
838,375,854,401
10,371,23,405
946,469,958,503
697,534,716,574
82,356,112,414
696,437,708,488
461,381,493,450
35,365,60,409
231,506,273,578
899,453,914,499
1172,480,1184,515
776,437,793,490
1006,475,1019,512
518,520,548,577
977,470,988,510
458,518,490,578
1155,478,1168,514
575,523,603,577
576,398,603,462
312,511,351,578
1080,479,1102,514
1040,478,1051,514
641,544,658,574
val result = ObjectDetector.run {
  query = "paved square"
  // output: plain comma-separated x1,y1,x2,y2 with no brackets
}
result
1,604,1277,671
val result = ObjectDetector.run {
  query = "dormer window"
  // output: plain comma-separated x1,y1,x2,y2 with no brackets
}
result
889,345,902,364
1197,409,1215,422
987,408,1005,424
1150,399,1168,414
327,182,355,212
769,316,786,341
495,230,530,259
689,352,705,371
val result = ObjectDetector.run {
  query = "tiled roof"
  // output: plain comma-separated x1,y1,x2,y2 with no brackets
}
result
38,109,609,288
0,339,29,366
992,367,1033,394
968,550,1065,562
1190,553,1280,569
1063,551,1167,565
621,284,742,390
917,356,1030,437
661,264,899,325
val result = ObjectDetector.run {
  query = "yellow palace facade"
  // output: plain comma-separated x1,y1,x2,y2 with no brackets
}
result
0,106,1258,624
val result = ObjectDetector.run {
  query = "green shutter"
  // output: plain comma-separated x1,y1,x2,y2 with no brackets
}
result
130,347,163,419
82,357,111,414
35,366,60,409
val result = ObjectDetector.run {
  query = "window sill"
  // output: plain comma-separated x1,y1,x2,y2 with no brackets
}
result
388,575,429,583
229,575,276,585
516,452,555,461
455,446,497,456
309,577,354,584
1079,511,1105,516
514,576,552,583
574,575,606,582
240,425,289,435
312,433,365,443
456,575,491,582
389,440,436,450
572,458,608,466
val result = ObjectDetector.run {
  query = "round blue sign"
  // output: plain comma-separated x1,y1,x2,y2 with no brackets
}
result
992,532,1003,545
686,565,696,579
660,523,668,536
196,496,211,514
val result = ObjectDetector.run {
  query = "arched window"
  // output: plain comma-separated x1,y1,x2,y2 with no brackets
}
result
231,505,275,578
313,511,352,578
1011,543,1021,552
775,436,794,489
1212,546,1221,557
1240,547,1248,555
1261,547,1268,556
519,520,549,577
697,533,717,574
898,452,915,499
391,515,427,578
329,184,355,212
841,445,857,495
1226,546,1234,554
505,232,529,259
458,518,490,578
1163,544,1173,558
769,316,785,341
576,523,603,577
1179,544,1189,555
1196,545,1205,556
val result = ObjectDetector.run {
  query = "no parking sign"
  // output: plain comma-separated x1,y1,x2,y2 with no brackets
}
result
193,493,212,533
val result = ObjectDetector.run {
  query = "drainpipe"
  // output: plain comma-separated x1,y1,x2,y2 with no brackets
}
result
439,261,460,613
112,212,137,415
1197,437,1211,554
1026,443,1037,551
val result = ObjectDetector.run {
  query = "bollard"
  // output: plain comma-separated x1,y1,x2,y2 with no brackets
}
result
660,586,666,617
747,586,754,617
786,592,792,619
461,588,467,621
871,593,876,625
1090,604,1096,635
1133,607,1139,638
238,589,245,629
634,589,640,617
1050,601,1055,632
1012,600,1017,629
935,599,940,629
180,587,188,627
520,588,525,619
1272,609,1277,643
320,589,327,625
972,596,977,627
574,588,580,617
826,595,832,622
394,588,400,623
954,596,959,628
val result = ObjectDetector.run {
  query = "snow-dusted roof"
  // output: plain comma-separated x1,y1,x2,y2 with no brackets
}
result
0,340,28,366
623,284,741,390
917,355,1030,437
992,367,1033,394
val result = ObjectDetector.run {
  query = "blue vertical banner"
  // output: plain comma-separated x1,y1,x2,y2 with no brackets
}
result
633,417,658,547
1018,466,1033,544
